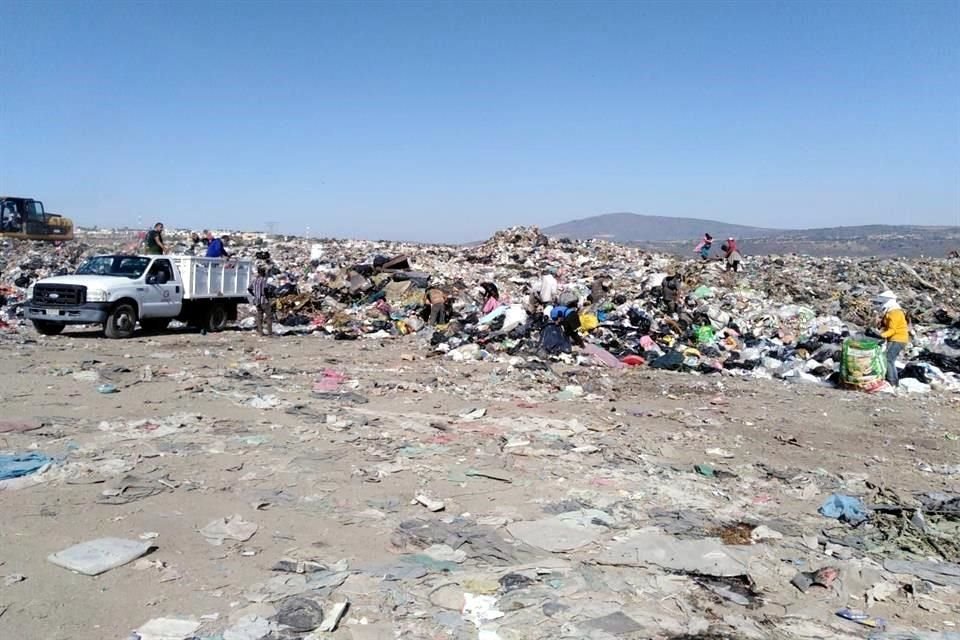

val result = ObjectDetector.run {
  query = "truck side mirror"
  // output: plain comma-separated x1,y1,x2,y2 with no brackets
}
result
146,275,157,284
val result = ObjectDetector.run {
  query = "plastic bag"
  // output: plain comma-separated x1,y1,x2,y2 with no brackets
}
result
696,325,715,344
578,313,599,332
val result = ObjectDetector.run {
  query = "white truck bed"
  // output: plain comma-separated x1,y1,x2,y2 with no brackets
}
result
170,256,253,299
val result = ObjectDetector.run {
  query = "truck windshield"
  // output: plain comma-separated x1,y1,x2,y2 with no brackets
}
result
76,256,152,278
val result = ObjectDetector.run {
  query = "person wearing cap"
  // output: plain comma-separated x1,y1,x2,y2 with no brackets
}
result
529,268,559,310
874,290,909,387
721,237,742,272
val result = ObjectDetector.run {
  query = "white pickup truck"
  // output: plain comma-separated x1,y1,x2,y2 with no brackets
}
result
25,254,254,338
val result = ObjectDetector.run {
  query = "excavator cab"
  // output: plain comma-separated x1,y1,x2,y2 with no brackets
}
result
0,196,74,241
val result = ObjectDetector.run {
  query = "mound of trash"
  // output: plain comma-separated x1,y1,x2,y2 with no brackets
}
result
2,227,958,392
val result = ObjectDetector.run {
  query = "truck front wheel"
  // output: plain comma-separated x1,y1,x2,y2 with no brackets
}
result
32,320,65,336
204,304,228,333
104,303,137,339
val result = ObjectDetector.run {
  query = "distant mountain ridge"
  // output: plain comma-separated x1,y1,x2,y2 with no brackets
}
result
543,212,778,243
542,213,960,257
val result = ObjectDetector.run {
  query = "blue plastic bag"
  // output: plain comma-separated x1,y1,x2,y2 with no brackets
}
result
819,494,869,525
0,452,53,481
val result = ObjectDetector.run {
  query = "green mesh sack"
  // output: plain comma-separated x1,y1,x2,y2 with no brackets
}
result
841,338,887,390
696,325,715,344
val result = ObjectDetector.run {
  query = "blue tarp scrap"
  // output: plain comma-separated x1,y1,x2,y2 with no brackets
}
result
0,452,54,481
819,493,869,525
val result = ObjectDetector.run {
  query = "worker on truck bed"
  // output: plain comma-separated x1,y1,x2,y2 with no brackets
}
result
144,223,166,255
205,232,231,258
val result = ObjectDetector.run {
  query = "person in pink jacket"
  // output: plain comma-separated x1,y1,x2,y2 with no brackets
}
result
480,282,502,314
693,233,713,260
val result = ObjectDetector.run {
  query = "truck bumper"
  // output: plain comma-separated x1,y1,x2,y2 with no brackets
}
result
26,303,110,324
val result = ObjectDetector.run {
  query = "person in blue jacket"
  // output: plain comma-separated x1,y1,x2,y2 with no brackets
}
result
205,232,231,259
550,302,584,348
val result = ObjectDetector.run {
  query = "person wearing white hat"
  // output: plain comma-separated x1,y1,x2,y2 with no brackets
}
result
528,268,559,312
873,290,909,387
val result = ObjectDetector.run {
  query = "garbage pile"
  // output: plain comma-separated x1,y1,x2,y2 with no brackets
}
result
2,227,959,392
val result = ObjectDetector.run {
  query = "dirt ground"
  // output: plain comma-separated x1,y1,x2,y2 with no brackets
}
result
1,327,958,640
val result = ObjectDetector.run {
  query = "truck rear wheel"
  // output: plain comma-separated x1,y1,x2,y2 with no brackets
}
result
140,318,171,333
32,320,65,336
204,304,228,333
104,303,137,339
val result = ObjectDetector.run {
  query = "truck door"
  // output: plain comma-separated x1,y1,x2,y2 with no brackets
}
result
144,259,183,318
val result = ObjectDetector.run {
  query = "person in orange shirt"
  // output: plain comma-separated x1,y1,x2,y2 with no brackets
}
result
874,290,909,387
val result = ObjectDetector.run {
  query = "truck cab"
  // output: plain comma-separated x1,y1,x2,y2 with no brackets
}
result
26,254,252,338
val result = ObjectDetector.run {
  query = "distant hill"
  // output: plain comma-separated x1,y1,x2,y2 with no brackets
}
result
542,212,778,243
542,213,960,257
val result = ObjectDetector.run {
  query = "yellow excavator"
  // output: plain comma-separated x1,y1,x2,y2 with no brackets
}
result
0,196,74,241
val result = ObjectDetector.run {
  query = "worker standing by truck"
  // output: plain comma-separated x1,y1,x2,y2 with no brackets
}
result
144,223,166,255
247,266,274,337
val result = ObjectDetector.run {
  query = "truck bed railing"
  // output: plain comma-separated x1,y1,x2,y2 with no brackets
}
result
169,256,252,299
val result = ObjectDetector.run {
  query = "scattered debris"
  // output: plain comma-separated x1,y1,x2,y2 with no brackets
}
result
791,567,839,592
819,493,870,525
47,538,154,576
507,510,609,552
317,601,349,632
273,595,324,632
836,607,887,630
131,617,200,640
199,515,258,546
595,532,757,577
0,452,53,481
413,495,445,512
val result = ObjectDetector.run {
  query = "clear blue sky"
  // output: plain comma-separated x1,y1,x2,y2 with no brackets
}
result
1,0,958,242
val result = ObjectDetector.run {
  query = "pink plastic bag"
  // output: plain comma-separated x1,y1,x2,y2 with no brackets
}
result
313,369,347,392
583,344,625,369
